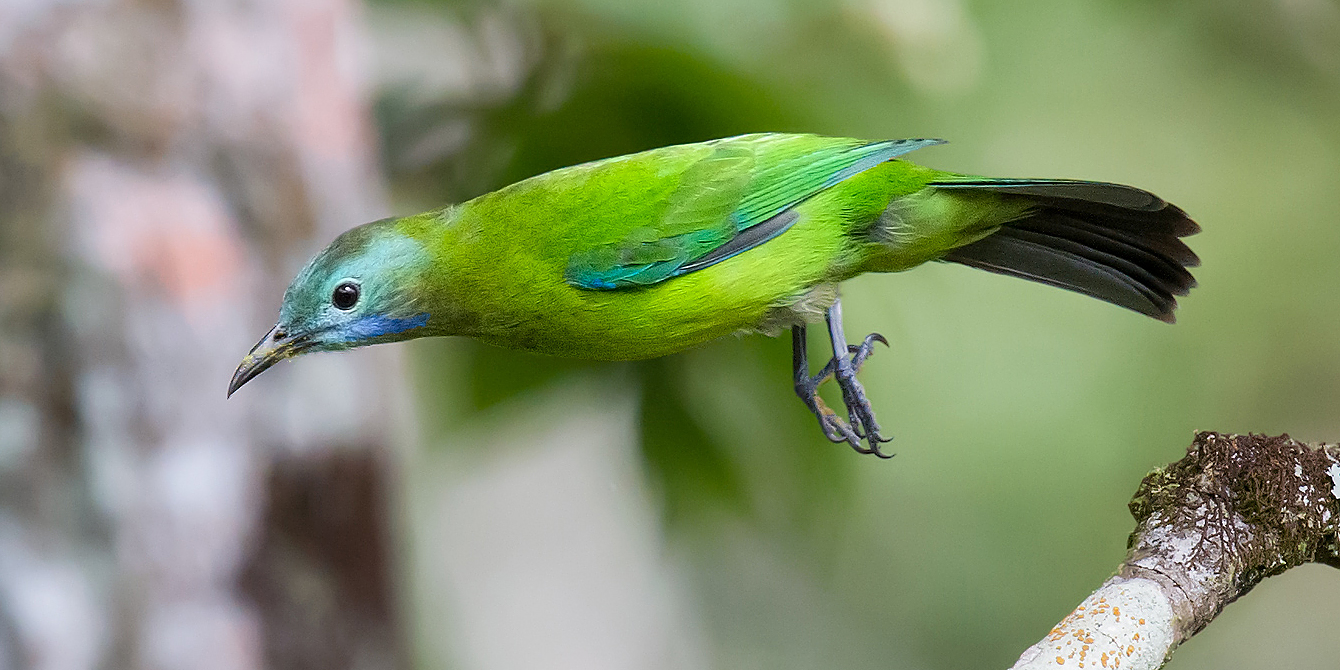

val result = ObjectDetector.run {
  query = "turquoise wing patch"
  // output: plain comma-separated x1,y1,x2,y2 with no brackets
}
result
566,136,944,290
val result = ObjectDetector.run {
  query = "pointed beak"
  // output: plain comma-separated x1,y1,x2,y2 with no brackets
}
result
228,323,309,397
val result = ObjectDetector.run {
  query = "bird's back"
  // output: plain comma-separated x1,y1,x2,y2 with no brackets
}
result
421,134,946,358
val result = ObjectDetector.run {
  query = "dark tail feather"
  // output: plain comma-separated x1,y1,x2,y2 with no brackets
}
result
935,180,1199,323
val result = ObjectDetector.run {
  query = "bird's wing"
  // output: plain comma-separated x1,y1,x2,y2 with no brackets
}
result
565,135,944,289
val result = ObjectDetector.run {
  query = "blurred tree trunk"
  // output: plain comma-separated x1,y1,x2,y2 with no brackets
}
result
0,1,404,669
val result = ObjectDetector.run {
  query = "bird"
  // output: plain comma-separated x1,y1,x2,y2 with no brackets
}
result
228,133,1198,457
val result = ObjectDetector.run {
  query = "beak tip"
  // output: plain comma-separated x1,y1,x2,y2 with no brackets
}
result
227,367,250,398
228,355,273,398
229,322,299,397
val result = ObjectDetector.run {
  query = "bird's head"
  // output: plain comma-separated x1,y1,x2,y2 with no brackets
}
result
229,218,433,396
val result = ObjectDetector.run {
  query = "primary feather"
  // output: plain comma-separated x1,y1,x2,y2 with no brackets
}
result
934,179,1198,322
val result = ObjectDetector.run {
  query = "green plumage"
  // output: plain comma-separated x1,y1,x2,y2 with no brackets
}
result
229,133,1198,416
391,134,1020,359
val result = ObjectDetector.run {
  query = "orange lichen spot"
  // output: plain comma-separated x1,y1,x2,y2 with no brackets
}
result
1133,633,1140,641
1057,656,1065,665
1085,638,1094,645
1138,619,1145,625
1127,645,1135,656
1112,606,1119,616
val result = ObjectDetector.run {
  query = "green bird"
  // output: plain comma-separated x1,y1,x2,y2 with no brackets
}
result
229,133,1198,457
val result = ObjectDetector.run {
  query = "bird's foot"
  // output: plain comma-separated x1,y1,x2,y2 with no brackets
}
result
793,328,894,458
834,333,894,457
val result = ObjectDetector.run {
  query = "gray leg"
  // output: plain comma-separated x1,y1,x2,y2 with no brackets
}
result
791,300,893,458
793,324,852,445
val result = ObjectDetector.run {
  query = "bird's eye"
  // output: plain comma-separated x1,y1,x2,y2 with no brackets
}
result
332,282,360,310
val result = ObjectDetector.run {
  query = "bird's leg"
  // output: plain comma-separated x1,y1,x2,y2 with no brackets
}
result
825,299,894,457
792,304,893,458
793,325,855,445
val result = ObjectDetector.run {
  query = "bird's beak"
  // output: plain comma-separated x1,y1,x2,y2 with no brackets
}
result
228,323,308,397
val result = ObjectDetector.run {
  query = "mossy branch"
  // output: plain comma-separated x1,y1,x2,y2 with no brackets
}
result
1011,432,1340,670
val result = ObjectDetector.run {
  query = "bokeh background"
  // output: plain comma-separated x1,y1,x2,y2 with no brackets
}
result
1,0,1339,668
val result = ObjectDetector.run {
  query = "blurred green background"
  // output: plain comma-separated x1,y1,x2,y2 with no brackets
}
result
370,0,1340,668
3,0,1337,667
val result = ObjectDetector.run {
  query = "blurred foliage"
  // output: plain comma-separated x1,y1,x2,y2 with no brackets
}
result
372,0,1340,667
375,12,810,204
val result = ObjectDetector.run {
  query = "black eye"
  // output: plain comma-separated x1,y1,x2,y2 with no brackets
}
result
332,282,360,310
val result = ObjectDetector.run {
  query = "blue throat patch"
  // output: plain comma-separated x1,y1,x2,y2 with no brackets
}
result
345,313,431,341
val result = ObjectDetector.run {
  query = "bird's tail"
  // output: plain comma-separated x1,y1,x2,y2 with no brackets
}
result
933,179,1200,323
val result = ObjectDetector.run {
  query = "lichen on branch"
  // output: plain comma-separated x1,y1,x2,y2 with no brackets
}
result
1012,432,1340,670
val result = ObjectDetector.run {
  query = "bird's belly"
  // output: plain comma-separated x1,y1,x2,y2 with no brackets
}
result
475,255,841,360
477,275,812,360
463,202,857,360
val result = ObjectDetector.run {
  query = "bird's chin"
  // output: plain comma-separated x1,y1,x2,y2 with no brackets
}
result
227,324,318,397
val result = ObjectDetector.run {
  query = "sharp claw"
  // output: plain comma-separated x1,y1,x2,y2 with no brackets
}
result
814,393,884,456
867,441,895,459
794,322,896,458
849,332,888,371
812,397,851,443
822,422,849,444
837,425,864,451
806,392,873,451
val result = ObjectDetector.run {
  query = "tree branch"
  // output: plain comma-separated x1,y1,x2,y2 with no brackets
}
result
1011,432,1340,670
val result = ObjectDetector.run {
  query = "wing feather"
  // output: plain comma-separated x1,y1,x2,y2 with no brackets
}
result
566,135,944,289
